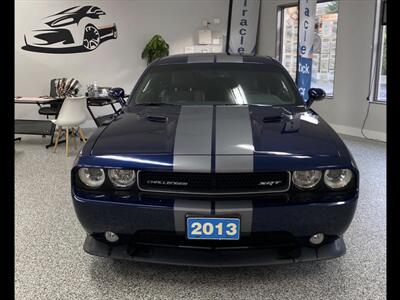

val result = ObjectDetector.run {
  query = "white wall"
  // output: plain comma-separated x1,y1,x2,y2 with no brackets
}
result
16,0,386,141
258,0,386,141
15,0,228,127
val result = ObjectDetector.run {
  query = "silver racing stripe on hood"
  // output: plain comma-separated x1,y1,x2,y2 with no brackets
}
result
172,106,254,233
173,106,213,233
173,105,213,172
215,105,254,172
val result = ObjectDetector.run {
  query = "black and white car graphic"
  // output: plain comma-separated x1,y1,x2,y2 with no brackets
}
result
22,6,117,53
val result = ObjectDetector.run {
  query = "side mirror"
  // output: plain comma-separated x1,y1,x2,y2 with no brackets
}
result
306,88,326,108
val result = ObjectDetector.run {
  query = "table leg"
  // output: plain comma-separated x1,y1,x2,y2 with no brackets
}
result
45,117,57,148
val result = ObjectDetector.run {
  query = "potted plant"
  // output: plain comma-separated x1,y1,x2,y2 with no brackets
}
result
141,34,169,65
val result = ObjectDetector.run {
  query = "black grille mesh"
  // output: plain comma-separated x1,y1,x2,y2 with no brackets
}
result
138,171,290,194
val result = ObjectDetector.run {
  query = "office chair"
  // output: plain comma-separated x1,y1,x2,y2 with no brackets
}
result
38,79,64,119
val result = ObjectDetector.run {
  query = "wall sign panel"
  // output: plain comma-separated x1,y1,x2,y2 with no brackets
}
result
227,0,260,55
296,0,317,101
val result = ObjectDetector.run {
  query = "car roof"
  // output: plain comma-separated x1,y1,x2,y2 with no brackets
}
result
152,53,278,66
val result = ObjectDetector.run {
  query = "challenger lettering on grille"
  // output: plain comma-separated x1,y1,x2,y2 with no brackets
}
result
146,180,189,186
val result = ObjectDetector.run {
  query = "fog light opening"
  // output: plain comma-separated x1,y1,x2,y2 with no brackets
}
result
105,231,119,243
309,233,324,245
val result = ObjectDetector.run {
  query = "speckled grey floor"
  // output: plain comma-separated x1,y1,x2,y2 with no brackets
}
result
15,131,386,300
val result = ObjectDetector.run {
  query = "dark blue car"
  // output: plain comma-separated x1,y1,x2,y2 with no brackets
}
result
71,54,359,267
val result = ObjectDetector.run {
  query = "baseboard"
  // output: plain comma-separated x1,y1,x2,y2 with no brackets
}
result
330,124,386,142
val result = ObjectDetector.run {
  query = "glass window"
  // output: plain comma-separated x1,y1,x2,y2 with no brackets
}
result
370,0,386,102
279,1,339,96
131,64,304,106
376,25,386,101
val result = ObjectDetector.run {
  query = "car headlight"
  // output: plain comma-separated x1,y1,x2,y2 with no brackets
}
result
292,170,322,189
108,169,136,188
78,168,105,188
324,169,353,189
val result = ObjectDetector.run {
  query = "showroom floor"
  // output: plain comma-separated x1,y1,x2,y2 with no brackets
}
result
15,131,386,300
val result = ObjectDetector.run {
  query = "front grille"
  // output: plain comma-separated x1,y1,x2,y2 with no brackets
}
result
137,171,290,195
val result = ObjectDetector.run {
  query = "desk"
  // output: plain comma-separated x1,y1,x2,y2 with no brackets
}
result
86,96,123,127
15,97,61,148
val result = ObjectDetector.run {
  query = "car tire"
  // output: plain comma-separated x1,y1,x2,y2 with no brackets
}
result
83,24,100,51
113,30,118,39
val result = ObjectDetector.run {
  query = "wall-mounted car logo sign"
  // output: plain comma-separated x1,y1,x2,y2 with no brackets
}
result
21,5,117,54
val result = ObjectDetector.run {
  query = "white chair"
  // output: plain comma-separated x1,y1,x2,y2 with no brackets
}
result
52,96,89,157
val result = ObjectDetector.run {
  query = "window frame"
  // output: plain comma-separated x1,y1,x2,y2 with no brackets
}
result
369,0,386,104
276,0,339,99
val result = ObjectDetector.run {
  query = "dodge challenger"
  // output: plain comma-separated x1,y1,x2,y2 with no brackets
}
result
71,53,359,267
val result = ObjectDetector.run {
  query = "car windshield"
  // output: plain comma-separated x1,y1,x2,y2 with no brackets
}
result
130,63,304,106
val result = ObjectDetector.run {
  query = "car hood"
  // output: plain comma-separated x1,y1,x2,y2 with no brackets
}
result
89,105,350,167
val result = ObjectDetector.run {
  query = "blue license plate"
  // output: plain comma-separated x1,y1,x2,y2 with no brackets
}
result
186,217,240,240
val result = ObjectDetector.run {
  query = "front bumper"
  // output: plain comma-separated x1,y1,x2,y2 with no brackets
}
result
72,190,357,266
83,234,346,267
72,192,357,237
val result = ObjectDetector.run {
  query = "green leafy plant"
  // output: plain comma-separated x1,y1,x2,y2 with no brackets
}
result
141,34,169,65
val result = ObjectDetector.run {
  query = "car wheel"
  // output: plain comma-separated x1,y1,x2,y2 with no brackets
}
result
83,25,100,51
113,30,118,39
